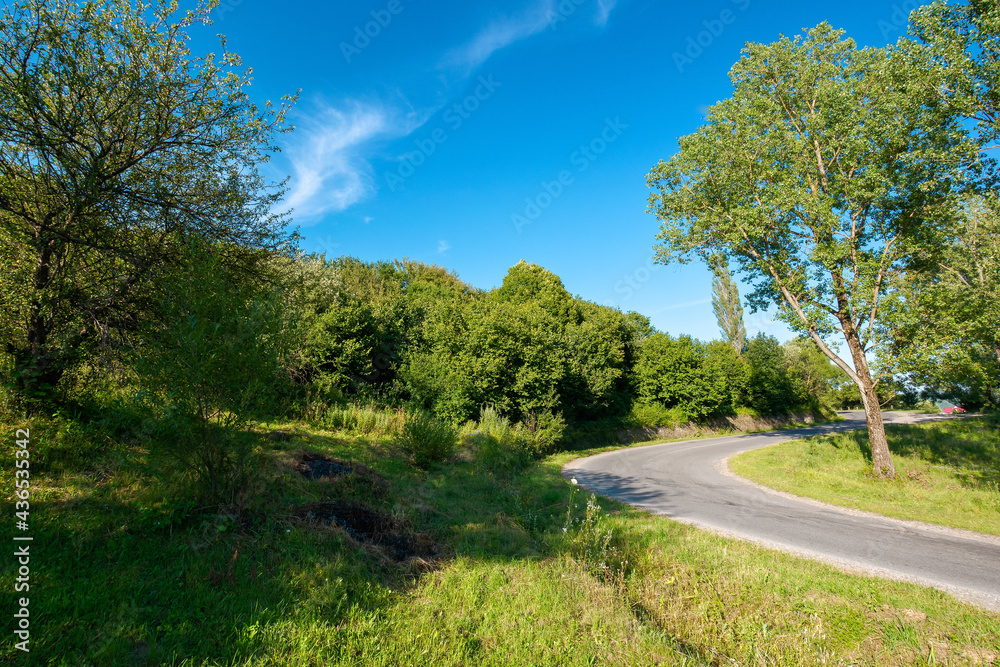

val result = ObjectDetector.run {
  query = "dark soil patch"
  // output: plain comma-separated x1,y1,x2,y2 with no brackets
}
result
296,453,354,480
293,453,390,498
294,501,440,563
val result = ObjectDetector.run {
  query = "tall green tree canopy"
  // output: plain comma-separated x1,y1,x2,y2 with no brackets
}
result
646,24,979,477
0,0,296,396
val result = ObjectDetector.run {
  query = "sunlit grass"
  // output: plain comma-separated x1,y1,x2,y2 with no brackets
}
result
1,408,998,665
731,415,1000,535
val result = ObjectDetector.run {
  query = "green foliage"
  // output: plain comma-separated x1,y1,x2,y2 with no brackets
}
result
282,256,410,403
646,22,980,474
523,408,567,455
464,405,557,474
561,490,630,584
910,0,1000,151
0,0,296,399
399,262,636,427
888,197,1000,411
320,403,404,438
398,410,457,467
744,334,798,416
704,339,750,410
493,259,580,325
782,337,846,411
466,418,530,476
131,243,292,503
634,333,733,421
627,401,686,428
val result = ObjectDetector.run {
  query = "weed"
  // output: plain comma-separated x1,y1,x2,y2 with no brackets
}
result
397,410,457,467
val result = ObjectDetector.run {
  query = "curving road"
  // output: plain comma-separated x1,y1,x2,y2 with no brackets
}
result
563,411,1000,611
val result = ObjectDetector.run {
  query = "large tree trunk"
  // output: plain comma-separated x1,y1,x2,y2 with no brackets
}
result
12,238,66,397
845,332,895,478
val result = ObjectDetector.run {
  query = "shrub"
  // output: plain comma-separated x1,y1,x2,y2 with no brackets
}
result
628,402,687,428
398,410,457,466
131,242,292,504
916,399,940,414
634,333,732,421
467,406,535,474
523,409,567,455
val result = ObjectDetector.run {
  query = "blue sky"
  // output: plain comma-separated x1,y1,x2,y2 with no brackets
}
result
194,0,921,342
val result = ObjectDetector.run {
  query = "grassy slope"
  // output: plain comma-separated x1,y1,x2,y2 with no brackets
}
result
1,413,998,666
730,416,1000,536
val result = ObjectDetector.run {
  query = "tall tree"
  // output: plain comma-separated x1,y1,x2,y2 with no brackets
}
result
0,0,296,397
646,25,979,477
710,259,747,357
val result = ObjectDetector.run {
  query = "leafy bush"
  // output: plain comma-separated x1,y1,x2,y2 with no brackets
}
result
634,333,732,421
916,399,940,414
523,409,567,454
467,406,536,474
628,402,687,428
131,243,292,504
398,410,457,466
744,334,799,415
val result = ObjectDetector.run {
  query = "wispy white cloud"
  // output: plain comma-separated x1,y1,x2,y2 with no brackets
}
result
437,239,451,254
442,1,556,73
278,99,430,222
595,0,617,26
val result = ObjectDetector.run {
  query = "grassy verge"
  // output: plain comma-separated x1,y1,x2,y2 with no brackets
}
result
730,415,1000,536
1,411,998,665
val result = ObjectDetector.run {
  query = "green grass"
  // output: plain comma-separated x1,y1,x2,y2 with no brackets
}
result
2,410,999,665
731,415,1000,536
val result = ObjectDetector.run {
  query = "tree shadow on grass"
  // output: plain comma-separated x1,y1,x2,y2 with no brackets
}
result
9,492,427,666
829,428,873,465
8,421,727,666
885,416,1000,487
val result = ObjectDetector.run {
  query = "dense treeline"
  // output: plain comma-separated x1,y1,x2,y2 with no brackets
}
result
275,254,845,433
1,243,853,436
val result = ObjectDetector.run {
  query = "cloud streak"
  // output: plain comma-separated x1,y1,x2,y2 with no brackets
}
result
595,0,617,26
278,99,430,221
442,1,556,73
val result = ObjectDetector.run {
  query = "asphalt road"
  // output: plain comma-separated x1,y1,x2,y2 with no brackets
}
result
563,411,1000,611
